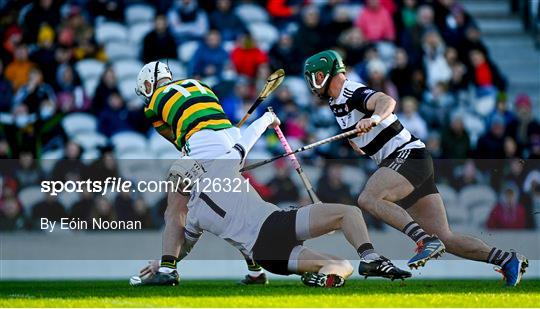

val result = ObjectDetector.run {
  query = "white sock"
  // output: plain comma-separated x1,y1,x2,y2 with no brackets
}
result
248,270,263,277
362,252,381,261
159,267,175,273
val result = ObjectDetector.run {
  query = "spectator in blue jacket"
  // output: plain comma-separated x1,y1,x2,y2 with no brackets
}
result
209,0,246,42
98,92,133,137
189,30,229,78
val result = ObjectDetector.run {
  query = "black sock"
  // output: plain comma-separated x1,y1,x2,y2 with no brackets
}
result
357,243,379,260
245,257,263,274
160,255,177,269
357,243,374,257
487,248,513,267
402,222,430,243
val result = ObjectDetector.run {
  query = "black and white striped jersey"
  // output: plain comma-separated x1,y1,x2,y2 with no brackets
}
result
329,79,425,164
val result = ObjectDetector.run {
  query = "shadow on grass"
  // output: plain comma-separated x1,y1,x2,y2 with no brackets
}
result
0,280,539,299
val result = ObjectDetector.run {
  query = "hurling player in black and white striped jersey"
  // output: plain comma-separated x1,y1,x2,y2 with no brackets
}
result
303,50,528,286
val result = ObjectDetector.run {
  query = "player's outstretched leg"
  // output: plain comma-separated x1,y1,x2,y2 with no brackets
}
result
303,203,411,280
357,167,445,269
407,194,528,286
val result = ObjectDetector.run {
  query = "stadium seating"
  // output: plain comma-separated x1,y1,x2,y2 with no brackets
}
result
157,149,181,160
75,59,105,81
110,131,148,156
143,191,166,209
166,60,186,78
118,78,138,101
125,4,156,25
81,148,101,161
461,112,486,146
105,41,139,61
82,77,100,98
283,77,311,107
40,148,64,175
247,22,278,51
113,59,144,81
95,22,128,44
62,113,98,137
58,191,80,210
128,22,154,46
149,131,177,155
18,186,44,212
72,131,107,151
235,3,269,24
459,184,497,225
341,166,367,195
249,165,275,185
470,203,493,228
178,41,200,64
437,183,468,226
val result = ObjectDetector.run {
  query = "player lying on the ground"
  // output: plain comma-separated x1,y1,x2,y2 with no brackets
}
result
130,111,412,287
135,61,266,285
303,50,528,286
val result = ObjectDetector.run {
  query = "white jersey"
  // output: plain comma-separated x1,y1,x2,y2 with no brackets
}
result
329,79,425,164
176,147,279,258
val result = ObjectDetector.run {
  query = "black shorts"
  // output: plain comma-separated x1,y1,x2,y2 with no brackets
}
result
252,210,303,275
379,147,439,209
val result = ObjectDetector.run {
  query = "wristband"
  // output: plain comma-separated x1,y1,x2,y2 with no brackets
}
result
370,115,381,125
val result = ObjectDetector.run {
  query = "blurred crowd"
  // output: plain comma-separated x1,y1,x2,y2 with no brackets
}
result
0,0,539,232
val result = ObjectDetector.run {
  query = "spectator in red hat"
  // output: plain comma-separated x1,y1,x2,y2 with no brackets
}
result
513,93,540,157
1,25,23,64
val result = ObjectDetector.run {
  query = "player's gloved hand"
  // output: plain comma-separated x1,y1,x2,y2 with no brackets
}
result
265,111,281,128
139,260,159,278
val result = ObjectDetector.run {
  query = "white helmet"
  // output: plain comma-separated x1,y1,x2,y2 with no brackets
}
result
135,61,173,104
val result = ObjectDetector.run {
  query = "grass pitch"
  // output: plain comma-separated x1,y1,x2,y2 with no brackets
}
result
1,279,539,307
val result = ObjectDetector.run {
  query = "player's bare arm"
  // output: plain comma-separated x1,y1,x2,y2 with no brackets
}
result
356,93,396,133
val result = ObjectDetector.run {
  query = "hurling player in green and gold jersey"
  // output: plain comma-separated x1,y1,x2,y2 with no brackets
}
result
139,63,233,154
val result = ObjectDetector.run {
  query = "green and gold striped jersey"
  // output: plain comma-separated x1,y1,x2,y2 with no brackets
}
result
144,79,232,149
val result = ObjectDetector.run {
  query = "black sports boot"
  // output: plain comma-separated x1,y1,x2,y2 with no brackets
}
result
238,273,269,285
358,256,412,281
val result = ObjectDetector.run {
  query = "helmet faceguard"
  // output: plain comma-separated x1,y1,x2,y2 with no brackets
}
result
303,50,346,98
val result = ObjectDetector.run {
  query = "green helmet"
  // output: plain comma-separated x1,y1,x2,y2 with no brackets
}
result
304,50,346,95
